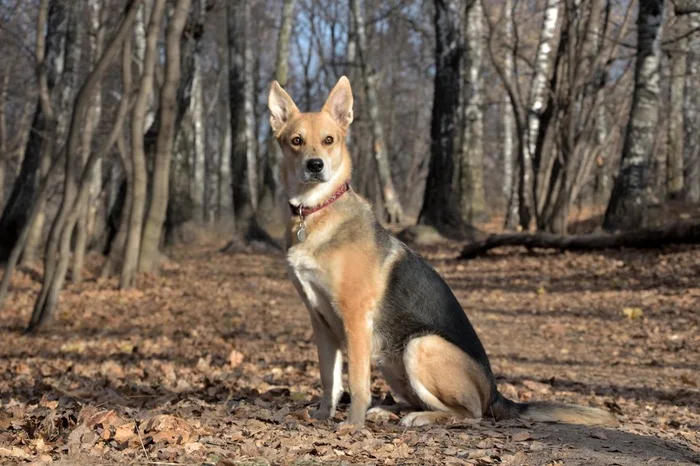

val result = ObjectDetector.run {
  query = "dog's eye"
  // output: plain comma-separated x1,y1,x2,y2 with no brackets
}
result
291,136,302,146
324,136,334,145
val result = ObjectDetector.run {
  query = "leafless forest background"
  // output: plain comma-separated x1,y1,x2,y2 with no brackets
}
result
1,1,700,464
0,0,699,331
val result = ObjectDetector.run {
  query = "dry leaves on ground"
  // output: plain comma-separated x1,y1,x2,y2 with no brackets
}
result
0,238,699,465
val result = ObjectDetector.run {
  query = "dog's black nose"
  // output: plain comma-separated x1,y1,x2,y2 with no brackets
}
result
307,158,324,173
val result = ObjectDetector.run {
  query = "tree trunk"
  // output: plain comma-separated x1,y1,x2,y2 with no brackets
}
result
0,68,8,209
139,0,192,274
228,0,250,235
418,0,466,237
73,0,107,285
191,49,206,222
120,0,166,289
24,0,86,265
518,0,561,230
26,0,142,333
258,0,296,232
667,32,686,200
501,0,520,230
218,101,233,218
243,8,258,216
0,0,67,261
684,12,700,203
460,0,487,225
351,0,405,224
460,222,700,259
101,135,132,279
604,0,664,231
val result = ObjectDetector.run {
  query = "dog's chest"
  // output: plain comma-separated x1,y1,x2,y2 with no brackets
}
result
287,247,345,342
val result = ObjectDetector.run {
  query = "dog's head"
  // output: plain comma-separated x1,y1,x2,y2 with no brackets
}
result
268,76,353,207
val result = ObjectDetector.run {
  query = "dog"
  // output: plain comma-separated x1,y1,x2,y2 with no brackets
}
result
268,76,617,427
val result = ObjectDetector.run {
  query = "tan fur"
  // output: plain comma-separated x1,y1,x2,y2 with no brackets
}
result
401,335,491,426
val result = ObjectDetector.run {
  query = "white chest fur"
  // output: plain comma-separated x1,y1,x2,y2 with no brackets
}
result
287,246,346,343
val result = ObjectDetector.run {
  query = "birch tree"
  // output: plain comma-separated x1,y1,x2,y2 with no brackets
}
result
192,49,206,221
502,0,518,229
604,0,665,230
519,0,561,230
460,0,487,225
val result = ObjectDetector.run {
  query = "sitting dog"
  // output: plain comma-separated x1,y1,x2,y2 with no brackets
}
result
268,76,617,427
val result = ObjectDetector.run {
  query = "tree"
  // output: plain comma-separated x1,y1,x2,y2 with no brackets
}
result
460,0,487,225
191,33,206,222
26,0,143,332
258,0,297,233
684,12,700,203
72,0,107,284
417,0,465,237
667,15,686,200
120,0,167,289
351,0,405,224
0,0,69,261
501,0,518,229
518,0,561,230
224,0,278,251
604,0,665,231
139,0,193,273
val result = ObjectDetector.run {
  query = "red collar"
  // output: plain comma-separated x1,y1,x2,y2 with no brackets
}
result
289,182,351,217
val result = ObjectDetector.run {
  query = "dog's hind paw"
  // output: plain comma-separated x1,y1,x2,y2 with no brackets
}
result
400,411,453,427
366,406,400,422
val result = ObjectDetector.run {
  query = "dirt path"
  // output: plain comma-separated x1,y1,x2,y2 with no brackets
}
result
1,241,699,465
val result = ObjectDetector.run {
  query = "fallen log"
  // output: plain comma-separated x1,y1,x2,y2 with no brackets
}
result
459,222,700,259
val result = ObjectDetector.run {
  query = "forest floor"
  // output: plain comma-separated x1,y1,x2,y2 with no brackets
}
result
0,230,699,465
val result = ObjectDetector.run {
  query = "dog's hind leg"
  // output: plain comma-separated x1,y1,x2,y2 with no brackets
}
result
400,335,492,427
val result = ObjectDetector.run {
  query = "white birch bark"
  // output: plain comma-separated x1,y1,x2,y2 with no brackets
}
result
243,1,258,212
604,0,665,230
191,52,206,221
218,101,233,216
460,0,487,224
519,0,561,229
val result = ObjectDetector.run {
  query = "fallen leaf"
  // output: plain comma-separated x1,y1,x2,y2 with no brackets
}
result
0,446,31,460
511,430,533,442
622,307,643,319
228,349,244,367
143,414,194,444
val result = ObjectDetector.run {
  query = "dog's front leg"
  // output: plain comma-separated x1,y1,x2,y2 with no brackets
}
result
344,314,372,426
310,312,343,420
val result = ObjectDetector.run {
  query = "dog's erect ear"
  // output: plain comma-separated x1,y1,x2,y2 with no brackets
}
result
322,76,353,129
268,81,299,134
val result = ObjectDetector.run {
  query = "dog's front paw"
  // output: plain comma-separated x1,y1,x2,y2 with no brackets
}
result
338,419,364,431
310,406,333,421
343,410,366,427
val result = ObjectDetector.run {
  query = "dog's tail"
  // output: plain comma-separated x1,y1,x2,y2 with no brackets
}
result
490,392,618,426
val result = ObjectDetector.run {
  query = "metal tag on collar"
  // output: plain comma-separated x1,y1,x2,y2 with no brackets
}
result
296,216,308,242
